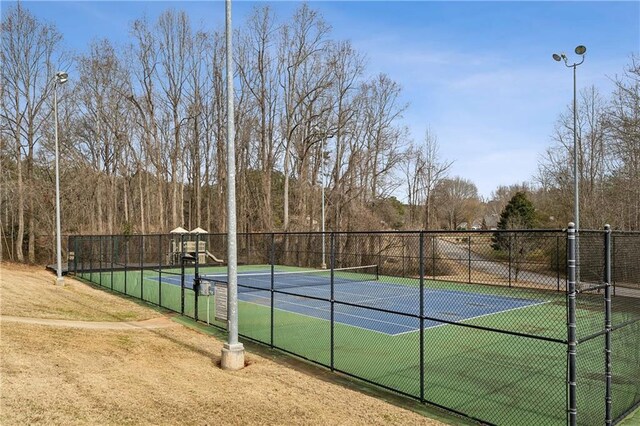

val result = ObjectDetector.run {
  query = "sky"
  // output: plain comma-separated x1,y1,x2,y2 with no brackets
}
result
5,1,640,199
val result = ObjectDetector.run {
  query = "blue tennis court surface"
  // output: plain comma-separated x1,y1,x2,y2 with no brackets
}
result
146,270,545,336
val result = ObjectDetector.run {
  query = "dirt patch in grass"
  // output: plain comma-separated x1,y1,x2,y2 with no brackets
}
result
0,264,445,425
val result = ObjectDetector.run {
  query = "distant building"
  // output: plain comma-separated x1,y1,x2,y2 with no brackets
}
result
472,214,499,230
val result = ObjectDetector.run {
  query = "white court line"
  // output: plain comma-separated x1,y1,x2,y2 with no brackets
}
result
283,279,546,306
242,292,417,335
393,300,553,336
350,292,421,307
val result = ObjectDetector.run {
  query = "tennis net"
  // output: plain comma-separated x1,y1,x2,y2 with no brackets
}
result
200,264,379,292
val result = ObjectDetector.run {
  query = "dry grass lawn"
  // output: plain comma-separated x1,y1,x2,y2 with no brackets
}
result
1,263,156,321
0,263,446,425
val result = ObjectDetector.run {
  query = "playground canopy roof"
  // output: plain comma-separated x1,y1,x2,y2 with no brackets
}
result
170,227,188,234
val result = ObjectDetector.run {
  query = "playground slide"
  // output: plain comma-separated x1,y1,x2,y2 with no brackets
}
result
206,251,224,264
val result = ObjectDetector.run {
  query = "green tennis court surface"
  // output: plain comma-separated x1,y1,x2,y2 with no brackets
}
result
76,264,639,425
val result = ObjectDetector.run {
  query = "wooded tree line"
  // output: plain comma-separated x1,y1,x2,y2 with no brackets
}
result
0,4,411,262
1,3,638,265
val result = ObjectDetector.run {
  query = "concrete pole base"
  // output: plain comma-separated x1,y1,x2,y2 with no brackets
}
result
221,343,245,370
55,277,65,286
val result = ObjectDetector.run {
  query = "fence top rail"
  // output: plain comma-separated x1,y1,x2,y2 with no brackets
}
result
70,228,569,239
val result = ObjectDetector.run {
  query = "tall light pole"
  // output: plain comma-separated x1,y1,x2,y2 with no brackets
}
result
553,45,586,284
53,71,68,285
220,0,245,370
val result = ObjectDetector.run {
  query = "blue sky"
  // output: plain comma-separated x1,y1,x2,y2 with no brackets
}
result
7,1,640,198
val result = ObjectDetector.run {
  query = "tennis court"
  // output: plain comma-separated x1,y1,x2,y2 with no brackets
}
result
70,231,640,426
147,266,546,336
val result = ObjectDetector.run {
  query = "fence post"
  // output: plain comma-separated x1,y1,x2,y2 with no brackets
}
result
245,229,250,265
419,232,425,403
611,234,616,297
194,233,200,321
468,235,472,284
99,235,103,287
180,233,185,315
158,234,162,306
378,234,382,271
270,233,275,348
330,232,336,372
111,236,114,290
140,235,144,299
508,234,512,287
73,236,78,275
556,235,561,292
432,235,436,280
77,237,82,277
402,235,405,277
567,223,578,426
124,236,128,294
604,224,612,425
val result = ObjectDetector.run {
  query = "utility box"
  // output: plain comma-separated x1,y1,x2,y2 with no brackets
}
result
199,281,211,296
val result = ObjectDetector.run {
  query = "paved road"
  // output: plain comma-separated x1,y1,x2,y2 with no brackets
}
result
436,237,562,287
436,237,640,298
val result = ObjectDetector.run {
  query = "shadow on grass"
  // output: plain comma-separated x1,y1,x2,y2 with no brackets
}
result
73,273,478,426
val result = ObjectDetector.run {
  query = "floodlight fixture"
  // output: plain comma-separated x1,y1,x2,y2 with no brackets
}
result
551,44,588,287
56,71,68,84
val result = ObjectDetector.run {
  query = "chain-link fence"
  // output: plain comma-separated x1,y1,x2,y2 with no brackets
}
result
68,228,640,426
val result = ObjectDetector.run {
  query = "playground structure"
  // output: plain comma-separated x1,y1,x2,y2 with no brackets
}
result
169,227,224,266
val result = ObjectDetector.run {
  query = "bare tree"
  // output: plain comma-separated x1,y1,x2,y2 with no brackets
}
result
278,4,331,231
536,85,609,228
434,177,480,230
236,6,280,231
606,55,640,229
1,4,64,261
418,129,453,229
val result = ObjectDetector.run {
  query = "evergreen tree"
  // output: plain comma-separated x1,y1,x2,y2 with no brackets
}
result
491,192,536,251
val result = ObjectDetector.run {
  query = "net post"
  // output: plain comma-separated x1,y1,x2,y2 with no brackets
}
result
330,232,335,372
419,231,425,403
158,234,162,306
604,224,612,425
194,233,200,322
567,222,578,426
270,233,275,348
140,235,144,299
181,233,185,315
